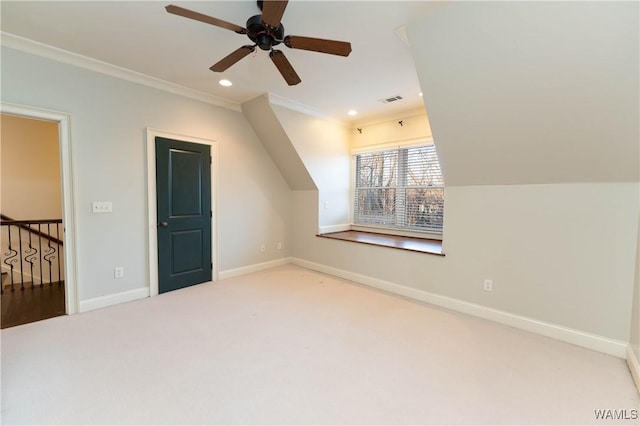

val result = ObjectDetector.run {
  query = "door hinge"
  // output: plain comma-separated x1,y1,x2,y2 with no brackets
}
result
210,263,213,270
210,155,212,164
210,210,212,218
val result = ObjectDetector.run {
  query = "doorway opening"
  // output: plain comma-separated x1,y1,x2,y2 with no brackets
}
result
0,103,78,328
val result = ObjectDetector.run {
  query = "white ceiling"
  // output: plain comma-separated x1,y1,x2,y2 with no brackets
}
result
1,1,437,125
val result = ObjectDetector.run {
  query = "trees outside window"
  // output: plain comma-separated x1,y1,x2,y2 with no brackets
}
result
354,144,444,233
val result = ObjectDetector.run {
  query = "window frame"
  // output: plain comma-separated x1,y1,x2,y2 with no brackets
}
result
350,138,444,240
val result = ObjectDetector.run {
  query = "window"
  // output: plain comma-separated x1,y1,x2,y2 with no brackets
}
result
353,144,444,234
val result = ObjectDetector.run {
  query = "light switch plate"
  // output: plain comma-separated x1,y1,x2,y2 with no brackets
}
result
92,201,113,213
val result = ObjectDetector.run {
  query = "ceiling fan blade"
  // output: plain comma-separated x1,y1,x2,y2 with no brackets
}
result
165,4,246,34
261,0,289,29
284,35,352,57
269,50,301,86
210,46,256,72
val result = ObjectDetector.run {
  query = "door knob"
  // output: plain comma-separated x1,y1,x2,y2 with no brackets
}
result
159,221,168,228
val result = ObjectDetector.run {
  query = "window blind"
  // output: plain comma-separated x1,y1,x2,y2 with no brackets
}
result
353,144,444,233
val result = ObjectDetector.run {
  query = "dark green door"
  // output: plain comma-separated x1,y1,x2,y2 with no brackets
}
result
156,137,212,294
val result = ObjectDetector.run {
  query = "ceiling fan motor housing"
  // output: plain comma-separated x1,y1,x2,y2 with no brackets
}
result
246,14,284,50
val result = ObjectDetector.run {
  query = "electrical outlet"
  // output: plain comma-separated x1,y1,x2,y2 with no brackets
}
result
114,267,124,278
277,242,282,250
483,279,493,292
260,243,266,253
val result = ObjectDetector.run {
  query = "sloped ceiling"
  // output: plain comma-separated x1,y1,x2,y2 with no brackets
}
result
407,1,639,186
242,94,316,191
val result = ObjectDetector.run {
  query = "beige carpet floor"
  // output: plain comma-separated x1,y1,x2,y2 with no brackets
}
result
1,264,638,425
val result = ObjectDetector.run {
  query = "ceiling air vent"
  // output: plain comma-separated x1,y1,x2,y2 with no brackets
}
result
379,95,404,104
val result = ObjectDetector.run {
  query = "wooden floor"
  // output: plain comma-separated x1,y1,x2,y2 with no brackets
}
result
1,282,66,329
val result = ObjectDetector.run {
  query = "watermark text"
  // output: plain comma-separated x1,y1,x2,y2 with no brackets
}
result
594,409,638,421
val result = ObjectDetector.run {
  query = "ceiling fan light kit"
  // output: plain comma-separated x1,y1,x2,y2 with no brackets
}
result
166,0,352,86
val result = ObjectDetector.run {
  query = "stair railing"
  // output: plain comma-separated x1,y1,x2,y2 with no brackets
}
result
1,215,64,293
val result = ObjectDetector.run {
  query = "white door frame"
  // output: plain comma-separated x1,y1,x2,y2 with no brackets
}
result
145,128,218,297
1,102,79,314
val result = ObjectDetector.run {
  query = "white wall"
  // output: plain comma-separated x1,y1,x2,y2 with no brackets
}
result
276,88,639,345
350,109,432,150
293,180,638,342
1,46,292,302
630,213,640,361
270,103,351,231
241,95,316,191
1,114,61,219
287,2,640,357
2,1,638,355
408,1,639,186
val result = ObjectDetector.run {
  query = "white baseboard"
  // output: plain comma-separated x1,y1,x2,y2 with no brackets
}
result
78,287,149,313
78,258,291,312
218,257,292,281
291,257,628,358
627,345,640,395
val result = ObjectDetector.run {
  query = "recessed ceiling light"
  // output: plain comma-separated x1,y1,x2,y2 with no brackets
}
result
348,110,358,116
219,79,232,87
419,92,423,97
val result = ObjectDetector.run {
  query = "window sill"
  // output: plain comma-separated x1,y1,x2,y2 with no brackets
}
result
317,230,444,256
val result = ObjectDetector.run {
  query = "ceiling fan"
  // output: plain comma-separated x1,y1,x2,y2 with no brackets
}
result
165,1,352,86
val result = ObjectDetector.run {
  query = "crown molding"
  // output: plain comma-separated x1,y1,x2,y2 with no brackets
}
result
1,32,241,112
266,92,347,127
